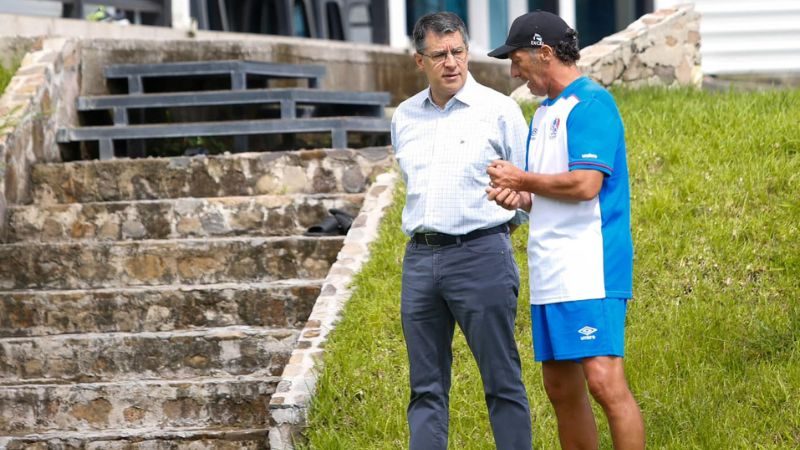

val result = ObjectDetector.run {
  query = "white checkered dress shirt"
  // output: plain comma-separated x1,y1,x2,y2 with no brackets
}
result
391,73,529,236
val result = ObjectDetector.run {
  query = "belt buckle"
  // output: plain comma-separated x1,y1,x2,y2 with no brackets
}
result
423,233,441,247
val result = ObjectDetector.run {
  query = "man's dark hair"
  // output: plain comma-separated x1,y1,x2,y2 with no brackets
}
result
553,28,580,64
412,12,470,53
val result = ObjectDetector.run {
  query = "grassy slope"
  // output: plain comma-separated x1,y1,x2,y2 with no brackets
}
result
0,64,15,94
303,87,800,449
1,63,19,131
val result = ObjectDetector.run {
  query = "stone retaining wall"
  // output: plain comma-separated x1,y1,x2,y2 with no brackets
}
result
268,170,398,449
513,3,701,101
0,37,80,239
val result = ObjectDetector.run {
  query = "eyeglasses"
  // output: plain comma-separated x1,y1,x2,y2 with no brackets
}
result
418,47,468,64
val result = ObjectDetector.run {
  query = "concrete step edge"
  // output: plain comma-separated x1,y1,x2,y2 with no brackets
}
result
0,426,268,442
0,324,299,344
0,234,344,249
7,192,365,211
0,369,282,387
0,278,324,295
31,146,390,169
0,374,281,391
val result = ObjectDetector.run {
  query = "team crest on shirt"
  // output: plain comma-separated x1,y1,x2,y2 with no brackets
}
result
549,118,560,138
531,127,538,140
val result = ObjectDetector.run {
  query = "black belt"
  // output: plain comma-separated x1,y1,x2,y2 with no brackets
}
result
412,224,508,247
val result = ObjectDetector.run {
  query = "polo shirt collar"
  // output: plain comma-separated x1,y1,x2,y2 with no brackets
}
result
541,76,589,106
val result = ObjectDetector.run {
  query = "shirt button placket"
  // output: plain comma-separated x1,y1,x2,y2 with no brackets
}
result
423,115,442,230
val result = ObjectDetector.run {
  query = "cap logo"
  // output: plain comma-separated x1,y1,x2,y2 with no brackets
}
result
531,33,543,47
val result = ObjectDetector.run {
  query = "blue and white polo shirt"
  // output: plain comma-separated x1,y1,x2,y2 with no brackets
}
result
526,76,633,305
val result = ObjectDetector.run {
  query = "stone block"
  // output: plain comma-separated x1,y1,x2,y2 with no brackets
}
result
0,377,278,433
638,41,684,68
0,236,344,289
32,148,393,204
675,58,693,85
0,326,298,383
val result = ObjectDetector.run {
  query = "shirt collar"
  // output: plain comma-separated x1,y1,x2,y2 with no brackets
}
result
541,76,588,106
420,72,478,110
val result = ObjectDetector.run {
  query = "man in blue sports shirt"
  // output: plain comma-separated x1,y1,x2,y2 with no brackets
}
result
391,11,532,450
486,11,645,450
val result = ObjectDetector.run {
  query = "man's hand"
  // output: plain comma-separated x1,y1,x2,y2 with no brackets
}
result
485,186,532,212
487,160,526,191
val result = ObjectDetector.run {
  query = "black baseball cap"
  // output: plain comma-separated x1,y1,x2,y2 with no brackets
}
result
488,10,573,59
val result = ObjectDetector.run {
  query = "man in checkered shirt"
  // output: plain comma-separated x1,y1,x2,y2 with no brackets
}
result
390,11,532,450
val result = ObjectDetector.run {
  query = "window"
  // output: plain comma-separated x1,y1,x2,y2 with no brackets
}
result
293,0,311,37
348,2,372,43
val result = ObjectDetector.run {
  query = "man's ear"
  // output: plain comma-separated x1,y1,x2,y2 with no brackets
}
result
414,53,424,71
540,45,554,63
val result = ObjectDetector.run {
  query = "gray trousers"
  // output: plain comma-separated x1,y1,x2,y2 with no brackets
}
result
401,230,532,450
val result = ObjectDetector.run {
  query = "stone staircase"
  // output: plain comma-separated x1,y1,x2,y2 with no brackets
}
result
0,147,393,449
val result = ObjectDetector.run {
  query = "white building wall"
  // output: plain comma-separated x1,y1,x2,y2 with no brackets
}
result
389,0,408,48
558,0,575,28
468,0,491,53
508,0,527,34
171,0,192,31
656,0,800,74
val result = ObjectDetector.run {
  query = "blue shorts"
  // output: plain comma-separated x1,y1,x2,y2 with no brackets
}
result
531,298,628,362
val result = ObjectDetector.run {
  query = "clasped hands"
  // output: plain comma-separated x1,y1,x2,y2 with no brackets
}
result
485,160,531,211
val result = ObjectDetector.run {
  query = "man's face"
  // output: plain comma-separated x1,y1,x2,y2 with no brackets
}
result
510,47,547,97
415,31,469,105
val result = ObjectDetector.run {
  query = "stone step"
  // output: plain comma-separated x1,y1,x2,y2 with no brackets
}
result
32,147,392,205
0,427,269,450
0,376,278,434
5,192,363,243
0,326,298,384
0,236,343,290
0,280,320,337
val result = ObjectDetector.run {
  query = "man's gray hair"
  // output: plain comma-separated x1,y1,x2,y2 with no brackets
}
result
412,12,470,53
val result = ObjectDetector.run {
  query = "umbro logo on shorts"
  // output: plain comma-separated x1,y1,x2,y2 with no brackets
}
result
578,326,597,341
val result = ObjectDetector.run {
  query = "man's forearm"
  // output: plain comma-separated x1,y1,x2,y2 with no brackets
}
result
518,171,602,202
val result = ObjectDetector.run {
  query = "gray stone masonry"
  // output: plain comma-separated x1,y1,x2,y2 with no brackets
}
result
2,428,271,449
0,376,278,433
6,193,364,243
0,326,298,383
269,170,399,449
0,236,344,290
512,4,702,102
32,148,393,204
0,37,80,240
0,281,320,337
0,145,396,447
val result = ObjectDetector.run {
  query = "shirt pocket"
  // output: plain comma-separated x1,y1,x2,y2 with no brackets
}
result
455,120,502,184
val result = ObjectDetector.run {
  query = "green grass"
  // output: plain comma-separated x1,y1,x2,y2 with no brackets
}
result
0,63,16,94
302,87,800,449
1,62,20,133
